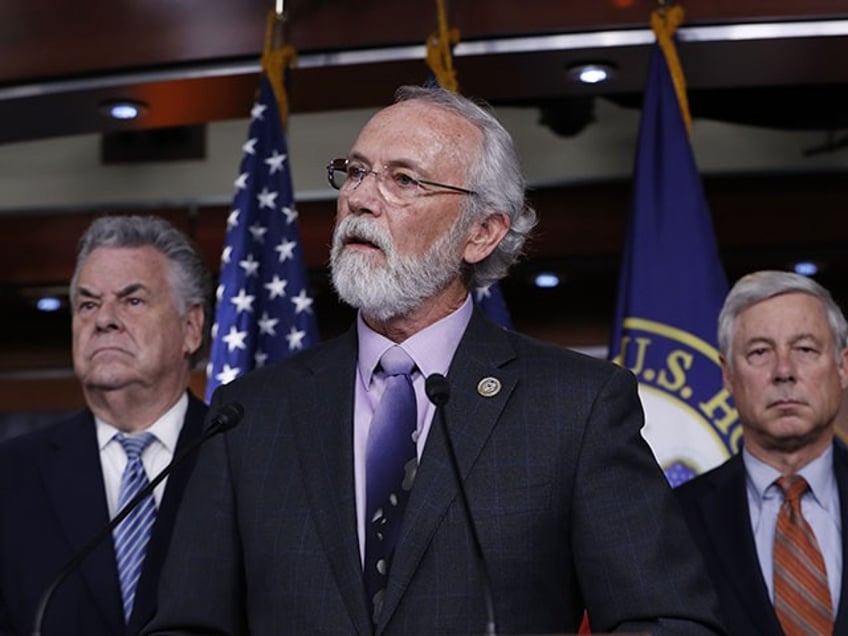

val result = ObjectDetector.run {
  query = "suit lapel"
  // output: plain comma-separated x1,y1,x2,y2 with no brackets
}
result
701,455,783,634
378,310,518,631
129,392,208,633
291,328,373,635
832,441,848,634
40,412,124,633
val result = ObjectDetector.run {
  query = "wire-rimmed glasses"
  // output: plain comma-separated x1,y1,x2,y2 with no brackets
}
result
326,157,477,205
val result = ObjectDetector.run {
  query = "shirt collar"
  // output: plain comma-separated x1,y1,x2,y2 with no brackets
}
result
744,442,836,509
95,392,189,453
356,294,474,390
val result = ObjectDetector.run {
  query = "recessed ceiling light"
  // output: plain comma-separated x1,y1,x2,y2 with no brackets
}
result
99,100,148,121
793,260,819,276
36,296,62,312
566,63,615,85
534,272,561,288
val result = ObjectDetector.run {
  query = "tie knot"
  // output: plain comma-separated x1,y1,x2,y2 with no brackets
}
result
115,432,156,461
379,346,416,377
777,474,809,503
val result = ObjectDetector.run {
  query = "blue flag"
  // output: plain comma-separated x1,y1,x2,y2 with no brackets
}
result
609,39,741,487
205,76,319,401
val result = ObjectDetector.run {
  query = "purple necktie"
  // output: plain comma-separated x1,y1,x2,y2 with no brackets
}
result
364,345,418,624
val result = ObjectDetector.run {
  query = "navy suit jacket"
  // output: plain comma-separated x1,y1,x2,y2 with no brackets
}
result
675,443,848,636
0,392,207,636
148,309,724,635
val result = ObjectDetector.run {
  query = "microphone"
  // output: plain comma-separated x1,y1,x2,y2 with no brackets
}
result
31,401,245,636
425,374,497,636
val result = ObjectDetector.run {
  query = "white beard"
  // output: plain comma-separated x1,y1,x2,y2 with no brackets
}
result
330,214,466,322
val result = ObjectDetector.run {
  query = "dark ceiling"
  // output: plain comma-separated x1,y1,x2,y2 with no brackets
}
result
2,1,848,410
4,1,848,142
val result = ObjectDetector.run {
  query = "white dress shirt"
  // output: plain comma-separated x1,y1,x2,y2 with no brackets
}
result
96,393,188,517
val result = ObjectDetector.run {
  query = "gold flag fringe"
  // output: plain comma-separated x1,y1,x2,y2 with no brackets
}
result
651,5,692,137
425,0,460,92
262,9,297,129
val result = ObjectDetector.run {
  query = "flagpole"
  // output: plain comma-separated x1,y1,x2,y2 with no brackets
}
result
651,3,691,137
262,5,296,130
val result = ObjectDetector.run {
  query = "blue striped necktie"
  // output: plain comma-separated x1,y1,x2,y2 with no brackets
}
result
112,431,157,622
364,346,418,624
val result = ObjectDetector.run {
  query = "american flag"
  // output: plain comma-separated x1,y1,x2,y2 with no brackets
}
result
205,75,319,401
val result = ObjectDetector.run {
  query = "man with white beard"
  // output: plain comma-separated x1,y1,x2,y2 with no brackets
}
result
147,86,725,636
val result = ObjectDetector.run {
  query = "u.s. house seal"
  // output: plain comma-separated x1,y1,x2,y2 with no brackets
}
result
612,318,742,486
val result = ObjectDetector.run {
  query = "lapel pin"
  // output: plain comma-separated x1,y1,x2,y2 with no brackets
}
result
477,377,501,398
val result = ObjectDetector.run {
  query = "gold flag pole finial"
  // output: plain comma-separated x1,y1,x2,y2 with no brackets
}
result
651,3,691,136
425,0,460,92
262,3,297,129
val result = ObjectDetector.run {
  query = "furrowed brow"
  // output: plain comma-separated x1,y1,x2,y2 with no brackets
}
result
116,283,148,298
76,286,100,301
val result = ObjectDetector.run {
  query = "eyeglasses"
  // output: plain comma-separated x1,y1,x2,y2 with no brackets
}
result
326,157,477,204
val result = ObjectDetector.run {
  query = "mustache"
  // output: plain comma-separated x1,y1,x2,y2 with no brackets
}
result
332,216,393,254
768,392,805,405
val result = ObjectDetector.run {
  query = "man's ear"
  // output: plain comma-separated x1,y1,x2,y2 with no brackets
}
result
720,355,733,395
463,212,510,264
182,304,205,358
838,347,848,390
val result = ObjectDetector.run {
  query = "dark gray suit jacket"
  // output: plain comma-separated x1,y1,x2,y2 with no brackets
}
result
148,309,724,635
675,443,848,636
0,392,207,636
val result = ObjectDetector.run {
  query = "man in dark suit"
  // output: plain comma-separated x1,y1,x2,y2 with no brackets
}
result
147,86,724,635
0,215,213,635
676,270,848,635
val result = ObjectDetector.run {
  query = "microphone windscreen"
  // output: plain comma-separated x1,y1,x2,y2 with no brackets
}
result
209,402,244,433
425,373,451,407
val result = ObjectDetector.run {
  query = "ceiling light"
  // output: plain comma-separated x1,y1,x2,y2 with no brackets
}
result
99,100,148,121
793,261,819,277
566,63,615,85
36,296,62,312
534,272,561,288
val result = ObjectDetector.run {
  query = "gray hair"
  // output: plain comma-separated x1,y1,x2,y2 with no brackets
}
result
394,85,537,289
717,270,848,365
71,215,214,364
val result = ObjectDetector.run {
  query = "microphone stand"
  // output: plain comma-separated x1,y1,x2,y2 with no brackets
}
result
426,375,497,636
30,402,244,636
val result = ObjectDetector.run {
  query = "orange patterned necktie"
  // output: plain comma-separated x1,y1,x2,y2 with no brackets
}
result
773,475,833,636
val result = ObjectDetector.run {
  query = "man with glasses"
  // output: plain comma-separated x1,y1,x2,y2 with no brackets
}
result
147,86,724,635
